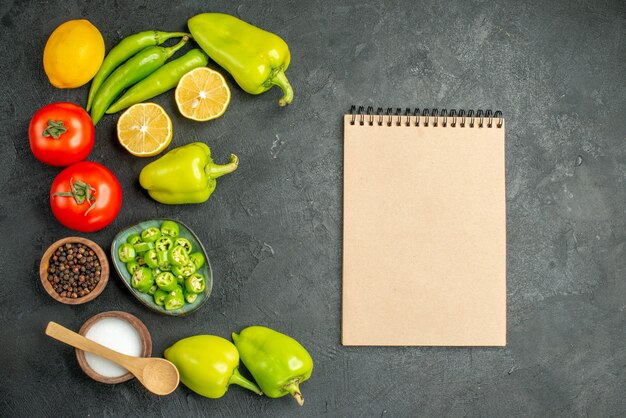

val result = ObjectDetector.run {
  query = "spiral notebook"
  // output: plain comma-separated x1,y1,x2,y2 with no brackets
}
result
342,107,506,346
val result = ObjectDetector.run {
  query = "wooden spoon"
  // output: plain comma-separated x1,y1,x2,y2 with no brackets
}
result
46,321,179,395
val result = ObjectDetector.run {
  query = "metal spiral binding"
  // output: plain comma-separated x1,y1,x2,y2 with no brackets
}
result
349,106,503,128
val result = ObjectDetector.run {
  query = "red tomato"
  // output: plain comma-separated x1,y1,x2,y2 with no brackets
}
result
29,102,94,167
50,162,122,232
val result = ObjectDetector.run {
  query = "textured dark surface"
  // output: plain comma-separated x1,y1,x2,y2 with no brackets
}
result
1,0,625,416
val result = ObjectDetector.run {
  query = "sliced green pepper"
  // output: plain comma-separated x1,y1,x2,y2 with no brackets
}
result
126,261,141,275
131,267,154,293
155,236,174,252
133,241,154,253
118,243,136,263
189,252,205,269
156,271,177,292
144,249,159,269
175,237,192,253
172,261,196,279
168,245,190,267
160,220,180,238
148,285,158,295
185,292,198,304
156,250,171,271
127,233,142,245
185,273,206,294
164,286,185,310
154,289,168,306
141,227,161,243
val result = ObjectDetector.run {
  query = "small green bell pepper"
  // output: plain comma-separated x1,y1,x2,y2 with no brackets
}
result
164,335,262,399
188,13,293,106
233,326,313,406
139,142,238,205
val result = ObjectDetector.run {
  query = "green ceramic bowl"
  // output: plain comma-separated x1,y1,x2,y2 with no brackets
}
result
110,219,212,316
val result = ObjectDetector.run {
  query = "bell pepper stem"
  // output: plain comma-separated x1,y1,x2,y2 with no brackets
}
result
284,380,304,406
229,368,263,395
206,154,239,179
270,69,293,107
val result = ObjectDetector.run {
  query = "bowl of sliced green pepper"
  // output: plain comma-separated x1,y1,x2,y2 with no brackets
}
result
111,219,212,316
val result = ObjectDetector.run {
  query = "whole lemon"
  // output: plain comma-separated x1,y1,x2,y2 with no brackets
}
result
43,20,105,88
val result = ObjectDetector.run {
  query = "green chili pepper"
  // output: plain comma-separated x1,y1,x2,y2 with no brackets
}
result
188,13,293,106
175,237,192,253
164,335,263,398
90,36,189,125
184,273,205,294
127,233,142,245
131,267,154,293
154,288,168,306
106,49,209,114
155,236,174,252
168,245,190,267
86,30,190,111
164,286,185,310
156,250,171,271
139,142,238,205
144,249,159,269
147,285,158,295
172,261,196,279
189,252,205,269
160,220,180,237
233,326,313,406
126,261,140,275
185,292,198,304
156,271,177,292
133,241,154,253
117,243,136,263
141,227,161,243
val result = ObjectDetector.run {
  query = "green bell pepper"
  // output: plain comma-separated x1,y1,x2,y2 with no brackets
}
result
232,326,313,406
164,335,262,399
139,142,238,205
188,13,293,106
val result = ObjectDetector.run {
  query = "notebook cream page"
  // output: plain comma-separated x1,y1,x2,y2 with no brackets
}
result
342,112,506,346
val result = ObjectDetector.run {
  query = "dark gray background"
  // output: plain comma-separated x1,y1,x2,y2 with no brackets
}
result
1,0,624,416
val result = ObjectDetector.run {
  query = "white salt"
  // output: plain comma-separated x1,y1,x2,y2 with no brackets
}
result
83,317,143,378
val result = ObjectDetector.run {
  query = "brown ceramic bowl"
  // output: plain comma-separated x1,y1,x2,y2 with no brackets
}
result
39,237,109,305
75,311,152,384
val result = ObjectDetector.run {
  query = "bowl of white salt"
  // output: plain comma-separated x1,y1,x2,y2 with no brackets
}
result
75,311,152,384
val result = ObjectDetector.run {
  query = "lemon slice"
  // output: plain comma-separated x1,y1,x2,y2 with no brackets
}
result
117,103,173,157
175,67,231,121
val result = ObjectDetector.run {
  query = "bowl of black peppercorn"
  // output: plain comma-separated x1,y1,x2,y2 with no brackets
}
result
39,237,109,305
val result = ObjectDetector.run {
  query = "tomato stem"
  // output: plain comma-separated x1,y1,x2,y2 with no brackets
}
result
52,178,97,216
42,120,67,139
